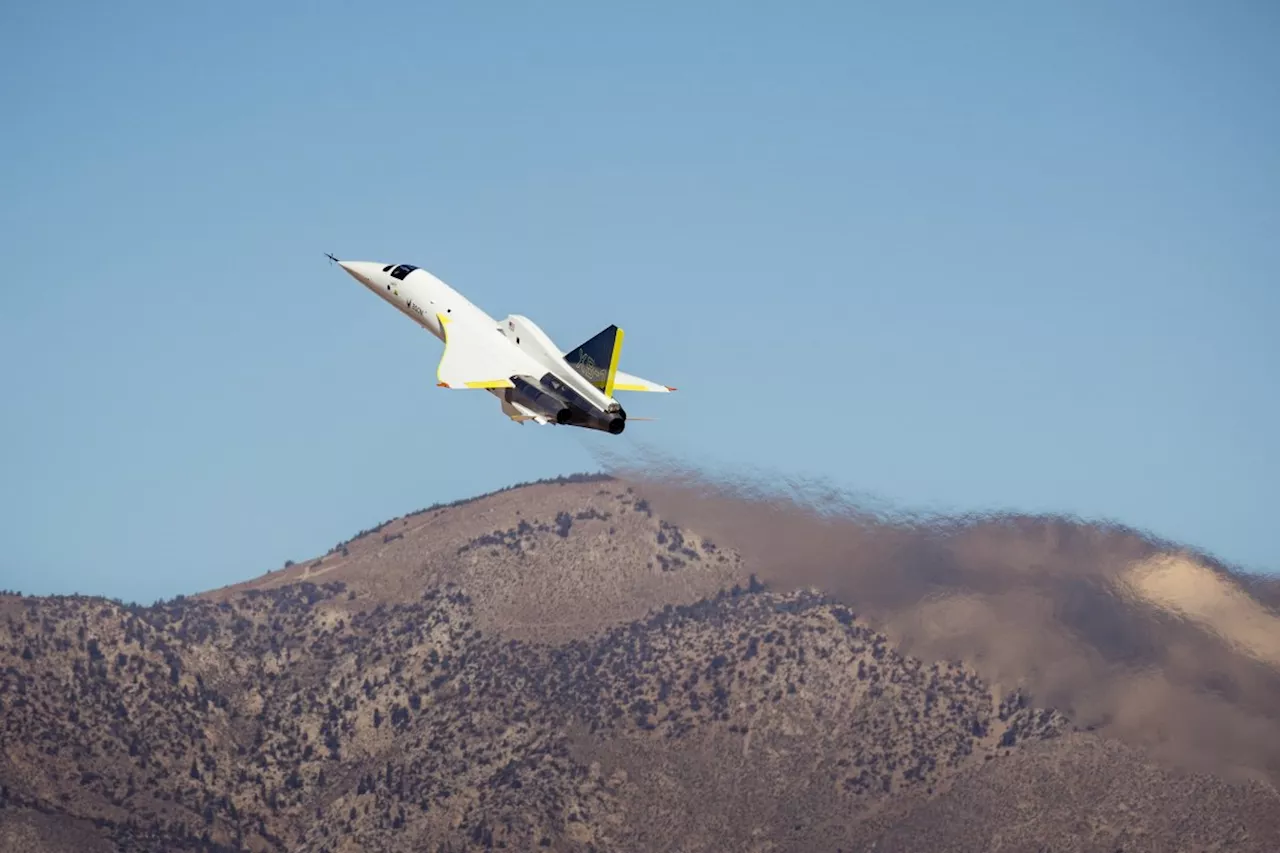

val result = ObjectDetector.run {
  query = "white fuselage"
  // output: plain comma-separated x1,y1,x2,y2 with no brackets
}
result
339,261,482,343
337,260,615,411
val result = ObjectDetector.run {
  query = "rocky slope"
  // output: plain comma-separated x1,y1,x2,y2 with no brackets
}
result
2,474,1277,852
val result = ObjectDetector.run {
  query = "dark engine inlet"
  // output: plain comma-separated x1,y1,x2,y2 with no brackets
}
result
506,376,572,424
509,374,628,434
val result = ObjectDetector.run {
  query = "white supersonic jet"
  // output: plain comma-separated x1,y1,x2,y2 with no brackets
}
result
329,254,675,434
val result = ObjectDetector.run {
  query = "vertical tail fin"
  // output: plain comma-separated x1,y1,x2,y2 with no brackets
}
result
564,324,625,398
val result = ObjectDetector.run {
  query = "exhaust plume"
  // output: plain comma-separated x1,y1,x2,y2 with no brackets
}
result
597,446,1280,786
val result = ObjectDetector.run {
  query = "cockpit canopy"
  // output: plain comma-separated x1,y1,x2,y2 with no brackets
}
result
386,264,418,280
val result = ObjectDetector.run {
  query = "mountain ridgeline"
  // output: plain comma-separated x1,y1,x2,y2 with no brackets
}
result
2,473,1278,852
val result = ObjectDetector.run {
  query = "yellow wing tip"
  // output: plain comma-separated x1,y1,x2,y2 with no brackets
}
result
611,382,677,392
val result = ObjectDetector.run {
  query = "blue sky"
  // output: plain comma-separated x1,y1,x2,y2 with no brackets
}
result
2,1,1276,602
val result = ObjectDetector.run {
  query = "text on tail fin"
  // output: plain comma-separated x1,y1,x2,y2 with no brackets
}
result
565,324,625,397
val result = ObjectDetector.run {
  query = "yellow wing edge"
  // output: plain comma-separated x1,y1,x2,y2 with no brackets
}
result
612,383,678,392
434,313,515,390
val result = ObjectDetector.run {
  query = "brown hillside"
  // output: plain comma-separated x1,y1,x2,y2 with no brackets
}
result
201,474,745,644
2,473,1277,851
622,465,1280,787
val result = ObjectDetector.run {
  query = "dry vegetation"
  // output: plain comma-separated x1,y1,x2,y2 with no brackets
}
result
621,462,1280,787
2,473,1278,851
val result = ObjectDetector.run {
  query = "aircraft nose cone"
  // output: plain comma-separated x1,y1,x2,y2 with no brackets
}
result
337,260,382,287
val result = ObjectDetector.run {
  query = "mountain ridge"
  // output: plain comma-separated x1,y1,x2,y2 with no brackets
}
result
3,473,1278,852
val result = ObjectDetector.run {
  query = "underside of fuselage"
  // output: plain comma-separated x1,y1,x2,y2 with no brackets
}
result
495,388,627,433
